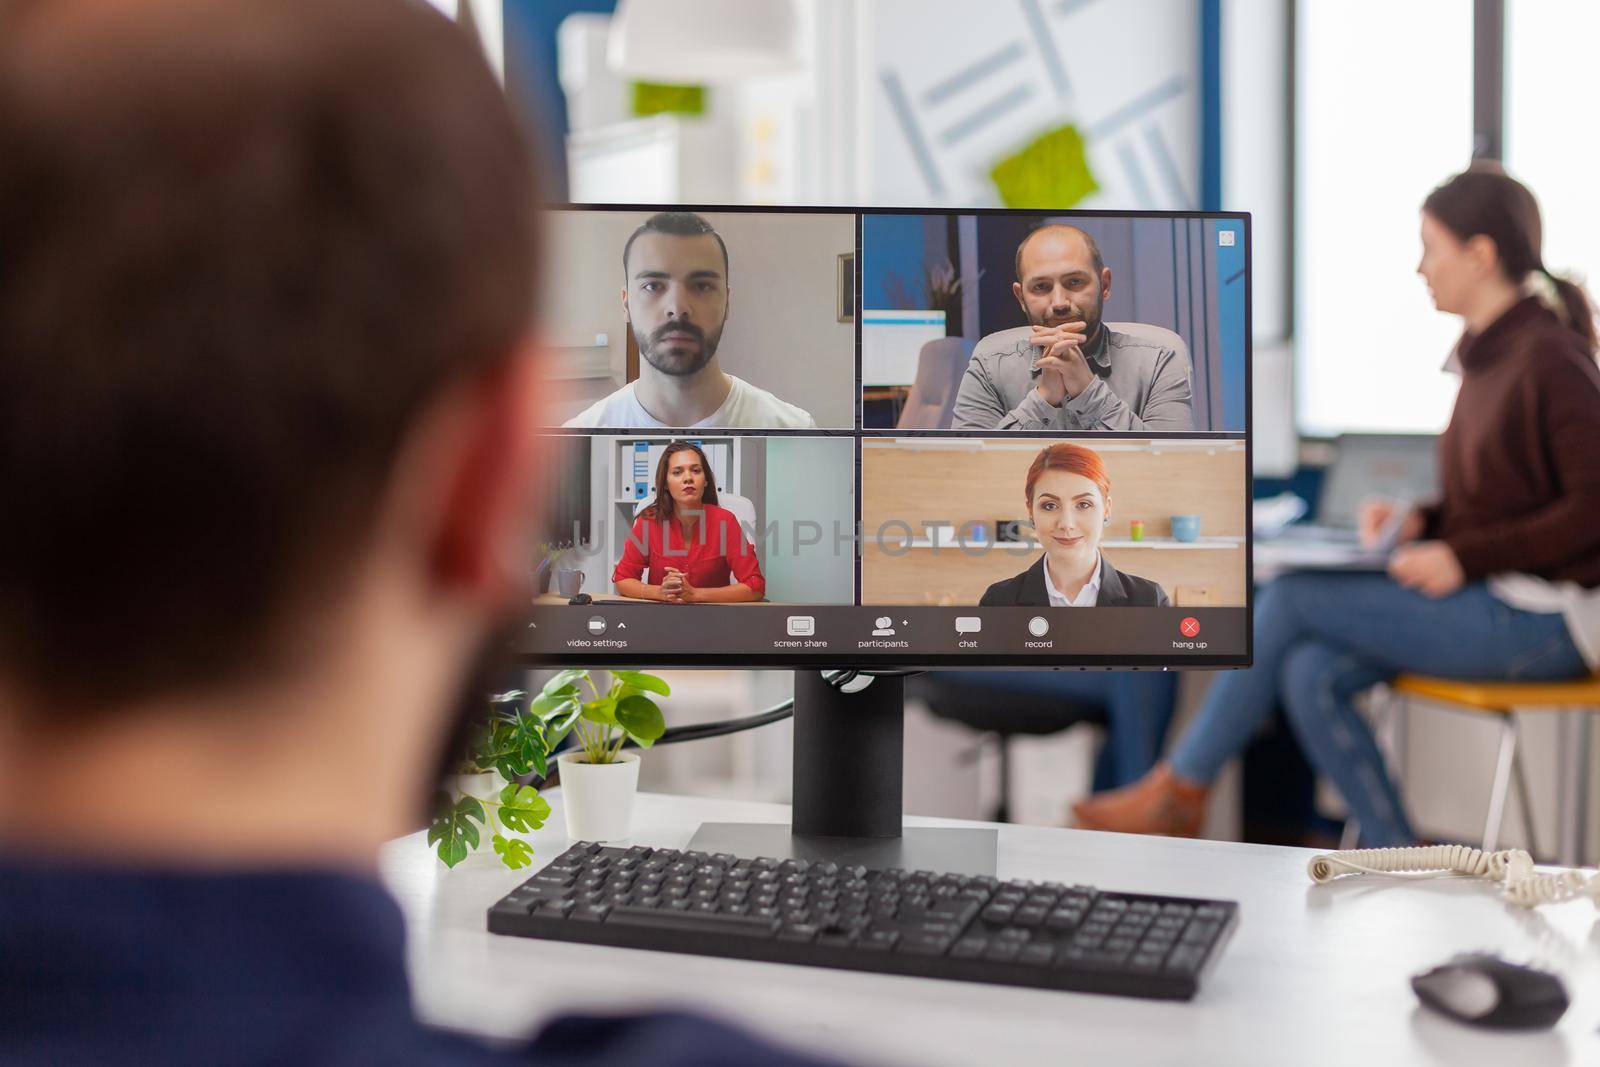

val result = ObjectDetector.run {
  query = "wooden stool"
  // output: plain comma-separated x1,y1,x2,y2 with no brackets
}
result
1340,674,1600,862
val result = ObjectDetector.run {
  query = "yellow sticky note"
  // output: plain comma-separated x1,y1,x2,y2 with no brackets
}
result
990,124,1099,209
630,82,707,117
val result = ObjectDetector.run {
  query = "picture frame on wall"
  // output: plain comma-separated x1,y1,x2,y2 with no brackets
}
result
837,252,855,322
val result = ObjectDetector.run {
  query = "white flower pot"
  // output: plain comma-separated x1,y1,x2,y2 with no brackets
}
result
450,770,503,805
558,750,641,842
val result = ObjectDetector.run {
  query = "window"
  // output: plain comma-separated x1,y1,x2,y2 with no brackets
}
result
1294,0,1473,437
1505,1,1600,297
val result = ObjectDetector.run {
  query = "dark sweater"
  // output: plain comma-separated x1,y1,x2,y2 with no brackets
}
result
1420,296,1600,586
0,858,848,1067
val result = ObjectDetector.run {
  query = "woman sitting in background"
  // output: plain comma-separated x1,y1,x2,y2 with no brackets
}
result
1075,165,1600,845
981,441,1168,608
614,440,765,603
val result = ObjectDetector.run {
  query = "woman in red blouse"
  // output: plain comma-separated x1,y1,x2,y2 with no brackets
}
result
613,441,766,603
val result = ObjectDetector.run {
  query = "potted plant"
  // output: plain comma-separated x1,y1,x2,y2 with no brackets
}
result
428,689,554,870
536,668,669,842
425,668,670,867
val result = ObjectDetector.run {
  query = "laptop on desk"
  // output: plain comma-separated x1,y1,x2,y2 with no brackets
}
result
1256,433,1438,577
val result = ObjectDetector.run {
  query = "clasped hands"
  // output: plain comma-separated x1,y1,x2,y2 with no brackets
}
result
658,567,699,603
1029,321,1096,407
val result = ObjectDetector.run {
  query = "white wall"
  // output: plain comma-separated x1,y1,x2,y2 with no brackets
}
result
540,209,856,427
760,437,855,605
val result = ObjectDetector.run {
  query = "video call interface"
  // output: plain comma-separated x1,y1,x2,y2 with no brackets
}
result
528,205,1250,667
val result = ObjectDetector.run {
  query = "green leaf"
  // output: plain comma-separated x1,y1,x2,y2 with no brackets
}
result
525,691,569,721
541,669,586,696
611,670,670,697
581,697,617,726
492,834,535,870
497,783,552,834
474,721,525,780
615,693,666,746
426,793,486,868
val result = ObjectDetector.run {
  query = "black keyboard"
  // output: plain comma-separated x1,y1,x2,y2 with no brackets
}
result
488,842,1239,1000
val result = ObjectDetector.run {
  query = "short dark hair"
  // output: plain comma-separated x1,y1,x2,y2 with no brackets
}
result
1014,223,1104,283
623,211,730,280
0,0,539,710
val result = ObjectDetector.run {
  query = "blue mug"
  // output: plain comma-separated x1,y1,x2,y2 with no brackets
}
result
1170,515,1202,543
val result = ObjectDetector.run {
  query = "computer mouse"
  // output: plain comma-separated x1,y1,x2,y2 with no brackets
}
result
568,593,592,606
1411,953,1567,1030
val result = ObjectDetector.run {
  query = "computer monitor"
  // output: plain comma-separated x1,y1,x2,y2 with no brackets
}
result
520,204,1251,870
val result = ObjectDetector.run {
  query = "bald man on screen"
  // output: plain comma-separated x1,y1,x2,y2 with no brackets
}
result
951,224,1194,431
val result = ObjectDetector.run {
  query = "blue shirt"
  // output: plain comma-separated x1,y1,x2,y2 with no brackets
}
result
0,857,845,1066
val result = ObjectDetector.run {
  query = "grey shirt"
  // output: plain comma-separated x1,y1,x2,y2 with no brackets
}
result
950,324,1195,431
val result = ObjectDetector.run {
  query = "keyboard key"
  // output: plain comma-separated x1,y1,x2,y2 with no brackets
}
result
1166,945,1207,975
984,941,1021,962
897,934,953,956
1045,908,1084,931
861,931,899,952
950,937,988,959
607,905,778,938
981,904,1016,924
1182,920,1221,945
1019,944,1057,967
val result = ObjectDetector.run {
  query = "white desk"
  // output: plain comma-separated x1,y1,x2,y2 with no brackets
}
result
380,791,1600,1066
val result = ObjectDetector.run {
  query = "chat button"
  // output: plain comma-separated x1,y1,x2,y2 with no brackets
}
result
954,617,981,636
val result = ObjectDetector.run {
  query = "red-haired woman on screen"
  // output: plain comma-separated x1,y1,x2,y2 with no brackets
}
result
980,442,1168,608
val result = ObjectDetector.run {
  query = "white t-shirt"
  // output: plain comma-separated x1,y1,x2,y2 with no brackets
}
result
563,373,816,429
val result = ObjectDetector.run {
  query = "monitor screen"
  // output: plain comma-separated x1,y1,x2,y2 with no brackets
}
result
521,204,1251,669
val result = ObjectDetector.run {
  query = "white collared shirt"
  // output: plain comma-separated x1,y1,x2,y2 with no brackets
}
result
1042,554,1102,608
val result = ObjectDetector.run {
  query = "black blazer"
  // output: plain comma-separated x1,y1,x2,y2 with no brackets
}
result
979,554,1170,608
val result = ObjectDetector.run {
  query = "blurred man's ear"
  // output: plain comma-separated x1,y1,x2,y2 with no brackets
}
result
1100,267,1112,301
621,285,631,323
1012,280,1026,314
423,341,546,607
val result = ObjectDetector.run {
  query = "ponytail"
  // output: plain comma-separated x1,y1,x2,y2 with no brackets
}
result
1549,273,1597,353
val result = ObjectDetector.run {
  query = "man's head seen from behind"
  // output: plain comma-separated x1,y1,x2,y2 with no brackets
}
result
0,0,544,858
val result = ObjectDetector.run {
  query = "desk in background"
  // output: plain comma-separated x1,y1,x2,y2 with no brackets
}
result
380,792,1600,1066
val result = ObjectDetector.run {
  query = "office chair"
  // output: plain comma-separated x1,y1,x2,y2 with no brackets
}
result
906,672,1106,823
895,337,975,429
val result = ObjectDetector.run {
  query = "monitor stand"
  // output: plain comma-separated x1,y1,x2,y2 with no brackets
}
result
687,670,999,876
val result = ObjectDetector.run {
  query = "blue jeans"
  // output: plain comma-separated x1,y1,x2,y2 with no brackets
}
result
963,670,1178,791
1169,573,1587,846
